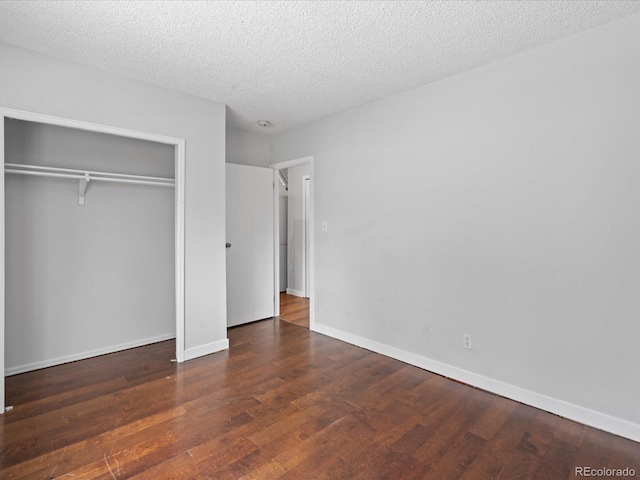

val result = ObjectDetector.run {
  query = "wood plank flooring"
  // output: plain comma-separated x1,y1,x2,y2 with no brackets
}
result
2,318,639,478
278,293,309,328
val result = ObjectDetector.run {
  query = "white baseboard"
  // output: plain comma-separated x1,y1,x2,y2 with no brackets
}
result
183,338,229,361
286,288,305,298
312,322,640,443
5,333,176,376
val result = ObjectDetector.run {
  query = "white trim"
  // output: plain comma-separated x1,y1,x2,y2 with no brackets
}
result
0,107,187,412
273,169,281,317
302,175,310,298
312,322,640,443
269,156,314,170
174,138,186,363
0,120,4,412
0,107,183,145
183,339,229,361
5,333,176,376
286,288,305,298
271,156,315,329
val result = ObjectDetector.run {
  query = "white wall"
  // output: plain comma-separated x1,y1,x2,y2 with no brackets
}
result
0,43,228,370
4,119,175,373
271,14,640,440
286,164,309,297
226,127,273,167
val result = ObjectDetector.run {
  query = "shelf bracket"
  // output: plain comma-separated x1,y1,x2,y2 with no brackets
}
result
78,173,90,206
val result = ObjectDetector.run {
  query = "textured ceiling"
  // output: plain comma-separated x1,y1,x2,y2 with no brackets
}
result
1,1,639,133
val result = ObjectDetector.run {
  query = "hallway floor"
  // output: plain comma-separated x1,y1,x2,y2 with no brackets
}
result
278,292,309,328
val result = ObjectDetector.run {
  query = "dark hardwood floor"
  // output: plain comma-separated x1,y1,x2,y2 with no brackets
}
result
278,292,309,328
2,317,639,479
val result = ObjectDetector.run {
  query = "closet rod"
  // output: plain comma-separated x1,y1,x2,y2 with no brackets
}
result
5,169,174,187
4,163,174,187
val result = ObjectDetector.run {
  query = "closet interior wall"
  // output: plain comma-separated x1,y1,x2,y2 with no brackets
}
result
4,119,176,374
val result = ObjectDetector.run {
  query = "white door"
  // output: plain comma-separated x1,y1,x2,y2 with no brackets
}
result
226,164,274,327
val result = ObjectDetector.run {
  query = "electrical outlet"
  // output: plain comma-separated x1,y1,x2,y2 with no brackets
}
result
463,333,472,350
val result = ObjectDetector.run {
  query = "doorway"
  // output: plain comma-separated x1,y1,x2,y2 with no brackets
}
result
270,157,314,330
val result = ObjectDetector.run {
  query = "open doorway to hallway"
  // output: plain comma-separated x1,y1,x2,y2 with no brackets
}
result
276,165,310,328
272,158,313,330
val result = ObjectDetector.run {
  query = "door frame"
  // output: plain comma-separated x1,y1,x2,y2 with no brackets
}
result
0,107,186,412
269,156,314,329
303,175,310,298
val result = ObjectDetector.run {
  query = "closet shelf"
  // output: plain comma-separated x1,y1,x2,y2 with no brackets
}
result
4,163,175,205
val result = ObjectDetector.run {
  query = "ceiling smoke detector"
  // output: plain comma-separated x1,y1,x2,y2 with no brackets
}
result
257,120,272,128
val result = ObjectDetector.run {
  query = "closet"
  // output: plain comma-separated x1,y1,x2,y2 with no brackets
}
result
4,118,177,376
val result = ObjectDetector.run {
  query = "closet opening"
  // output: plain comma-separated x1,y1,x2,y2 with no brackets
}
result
0,108,186,412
